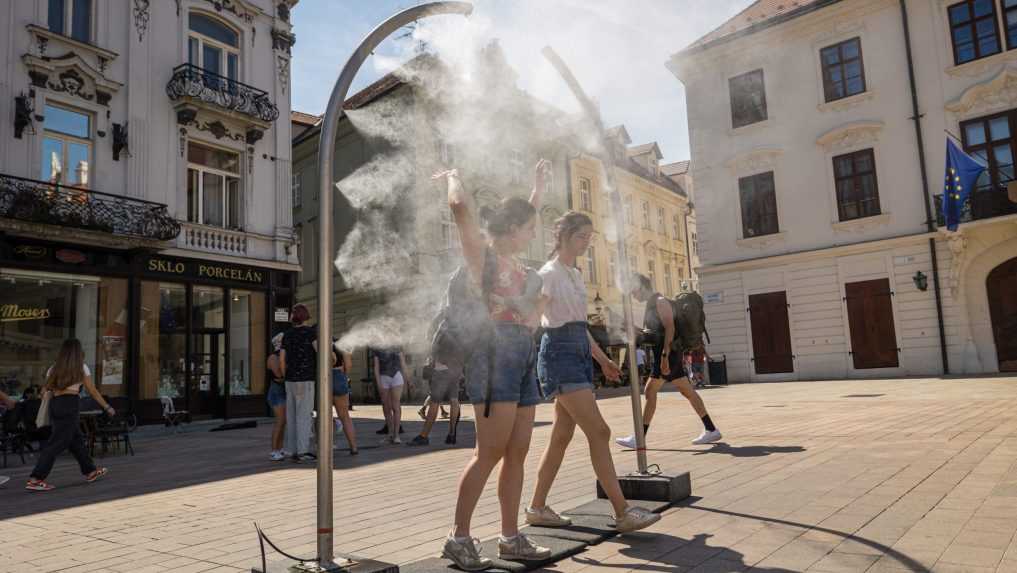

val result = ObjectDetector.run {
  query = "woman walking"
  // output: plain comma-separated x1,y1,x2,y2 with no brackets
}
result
436,160,551,571
279,304,317,462
332,342,358,455
266,333,287,461
372,346,410,446
26,339,110,491
526,212,660,533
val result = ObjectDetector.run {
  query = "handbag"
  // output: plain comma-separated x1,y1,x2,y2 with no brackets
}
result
36,390,52,428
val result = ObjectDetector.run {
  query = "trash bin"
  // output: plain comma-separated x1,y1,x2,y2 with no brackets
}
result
707,356,728,385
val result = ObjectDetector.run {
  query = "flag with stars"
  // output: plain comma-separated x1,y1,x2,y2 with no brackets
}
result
943,139,986,231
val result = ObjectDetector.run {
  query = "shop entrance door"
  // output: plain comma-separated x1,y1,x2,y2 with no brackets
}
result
987,257,1017,372
190,330,225,418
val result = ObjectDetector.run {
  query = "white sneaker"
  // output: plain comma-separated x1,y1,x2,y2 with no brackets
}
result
441,535,491,571
498,533,551,561
614,506,660,533
0,476,10,487
391,436,402,445
269,450,285,461
378,436,393,446
692,429,722,445
525,505,572,527
615,435,637,449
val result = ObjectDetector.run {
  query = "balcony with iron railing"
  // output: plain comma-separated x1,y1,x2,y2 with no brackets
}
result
0,173,180,241
165,64,279,126
934,182,1017,227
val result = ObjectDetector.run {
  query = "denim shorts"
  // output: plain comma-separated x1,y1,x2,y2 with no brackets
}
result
266,382,286,408
537,322,594,398
465,323,541,407
332,369,351,396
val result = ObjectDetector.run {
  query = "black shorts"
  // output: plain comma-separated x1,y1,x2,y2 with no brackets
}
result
649,344,685,382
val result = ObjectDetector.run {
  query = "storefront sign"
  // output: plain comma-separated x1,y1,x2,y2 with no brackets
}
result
55,249,87,264
13,245,48,260
0,304,51,322
141,256,267,286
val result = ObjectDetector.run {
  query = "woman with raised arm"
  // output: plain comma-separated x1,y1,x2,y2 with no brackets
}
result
436,159,551,571
525,211,660,534
26,339,111,491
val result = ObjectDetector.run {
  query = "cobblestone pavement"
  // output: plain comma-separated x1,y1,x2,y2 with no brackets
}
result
2,376,1017,572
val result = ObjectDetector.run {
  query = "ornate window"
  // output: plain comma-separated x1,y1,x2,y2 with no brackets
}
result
49,0,92,43
187,142,242,229
833,149,881,221
672,213,681,240
948,0,1000,65
821,38,865,102
579,177,592,211
41,103,92,188
641,200,651,229
189,12,240,86
657,206,666,236
729,69,767,129
738,171,779,238
585,247,597,284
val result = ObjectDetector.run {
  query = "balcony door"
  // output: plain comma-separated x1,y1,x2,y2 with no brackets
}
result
188,12,239,87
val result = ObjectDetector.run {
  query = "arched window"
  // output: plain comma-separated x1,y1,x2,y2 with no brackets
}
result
188,12,240,83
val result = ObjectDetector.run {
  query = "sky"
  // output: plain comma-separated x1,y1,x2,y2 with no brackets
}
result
290,0,755,163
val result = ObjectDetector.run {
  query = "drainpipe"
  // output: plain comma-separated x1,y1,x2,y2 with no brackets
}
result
683,203,693,283
900,0,950,374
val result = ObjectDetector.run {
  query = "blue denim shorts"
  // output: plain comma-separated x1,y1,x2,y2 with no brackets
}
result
332,369,351,396
266,382,286,408
465,323,541,407
538,322,594,398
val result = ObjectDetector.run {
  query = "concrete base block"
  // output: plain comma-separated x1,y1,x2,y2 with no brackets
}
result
597,472,691,503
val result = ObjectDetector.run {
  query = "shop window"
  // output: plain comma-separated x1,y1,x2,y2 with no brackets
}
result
187,142,242,229
833,148,881,221
40,103,92,188
729,69,767,129
821,38,866,102
139,282,187,400
739,171,780,238
49,0,92,43
949,0,1001,65
229,290,266,396
188,12,240,86
0,270,127,398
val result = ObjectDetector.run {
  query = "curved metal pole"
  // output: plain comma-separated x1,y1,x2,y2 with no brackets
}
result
315,2,473,567
541,46,649,475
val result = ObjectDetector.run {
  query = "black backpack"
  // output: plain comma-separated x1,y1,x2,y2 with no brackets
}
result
427,249,497,374
669,290,709,355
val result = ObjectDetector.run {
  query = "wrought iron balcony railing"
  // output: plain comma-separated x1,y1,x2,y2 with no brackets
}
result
166,64,279,123
0,173,180,241
934,184,1017,227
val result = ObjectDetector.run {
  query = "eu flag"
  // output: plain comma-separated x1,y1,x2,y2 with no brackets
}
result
943,139,986,231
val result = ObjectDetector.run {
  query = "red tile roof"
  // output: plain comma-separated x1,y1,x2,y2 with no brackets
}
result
291,111,321,126
661,160,690,176
686,0,828,51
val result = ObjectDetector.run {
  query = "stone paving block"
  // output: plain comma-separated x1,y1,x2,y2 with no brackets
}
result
938,544,1006,568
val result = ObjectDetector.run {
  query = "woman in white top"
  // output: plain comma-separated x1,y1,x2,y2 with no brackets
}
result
27,338,112,491
525,211,660,533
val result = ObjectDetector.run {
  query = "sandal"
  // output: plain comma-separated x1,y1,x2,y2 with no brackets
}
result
84,468,108,483
26,478,55,491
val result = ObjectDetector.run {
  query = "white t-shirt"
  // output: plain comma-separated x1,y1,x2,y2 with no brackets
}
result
538,258,588,328
46,364,91,393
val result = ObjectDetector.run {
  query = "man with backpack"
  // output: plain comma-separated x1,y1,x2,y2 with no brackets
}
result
615,274,722,448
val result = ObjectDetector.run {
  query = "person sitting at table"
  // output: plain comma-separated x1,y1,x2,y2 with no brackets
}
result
26,339,112,492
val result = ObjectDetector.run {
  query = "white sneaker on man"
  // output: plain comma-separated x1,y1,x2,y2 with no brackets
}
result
269,450,285,462
615,435,637,449
692,429,722,445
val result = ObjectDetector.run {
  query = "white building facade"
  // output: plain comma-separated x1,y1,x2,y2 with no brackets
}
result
669,0,1017,382
0,0,300,423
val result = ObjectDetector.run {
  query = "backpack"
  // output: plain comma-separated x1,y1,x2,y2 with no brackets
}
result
427,249,498,372
670,291,709,355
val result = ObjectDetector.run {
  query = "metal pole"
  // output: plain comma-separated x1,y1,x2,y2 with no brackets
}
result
314,3,473,568
541,47,648,474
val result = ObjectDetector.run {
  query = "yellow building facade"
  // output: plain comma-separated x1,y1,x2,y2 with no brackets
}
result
567,149,691,329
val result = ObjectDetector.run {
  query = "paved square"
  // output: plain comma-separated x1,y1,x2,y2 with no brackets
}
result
2,376,1016,572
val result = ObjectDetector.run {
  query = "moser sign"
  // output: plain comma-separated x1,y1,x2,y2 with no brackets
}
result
142,256,266,285
1,304,51,322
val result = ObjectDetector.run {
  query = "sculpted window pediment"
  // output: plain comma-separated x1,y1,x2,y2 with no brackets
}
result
22,51,122,106
723,147,784,175
643,240,658,257
945,65,1017,120
815,120,884,152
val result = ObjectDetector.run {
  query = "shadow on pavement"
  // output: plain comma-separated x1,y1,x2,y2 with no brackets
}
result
649,443,807,457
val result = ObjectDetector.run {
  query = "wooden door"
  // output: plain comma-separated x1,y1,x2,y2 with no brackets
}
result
748,291,794,374
845,279,899,369
987,257,1017,372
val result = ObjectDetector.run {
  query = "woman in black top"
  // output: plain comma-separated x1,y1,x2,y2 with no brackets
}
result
279,304,318,462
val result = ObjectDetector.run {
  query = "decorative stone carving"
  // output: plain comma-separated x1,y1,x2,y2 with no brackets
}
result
277,2,290,22
21,51,123,106
946,65,1017,119
133,0,151,42
112,122,130,160
271,28,296,55
277,55,290,94
14,93,35,139
49,69,94,101
724,148,784,175
203,0,256,24
947,232,967,297
815,120,884,152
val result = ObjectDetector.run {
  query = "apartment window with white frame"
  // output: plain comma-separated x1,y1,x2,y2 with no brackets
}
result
585,246,597,284
657,206,666,236
187,142,242,229
510,149,524,184
292,172,302,208
48,0,92,43
641,200,651,229
189,12,240,86
40,103,92,188
579,177,592,211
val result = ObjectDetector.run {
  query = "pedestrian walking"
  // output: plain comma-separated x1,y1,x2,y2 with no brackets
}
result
266,333,287,461
435,159,552,571
526,211,660,534
371,346,411,445
279,304,318,462
26,339,110,491
332,341,358,455
408,358,461,446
